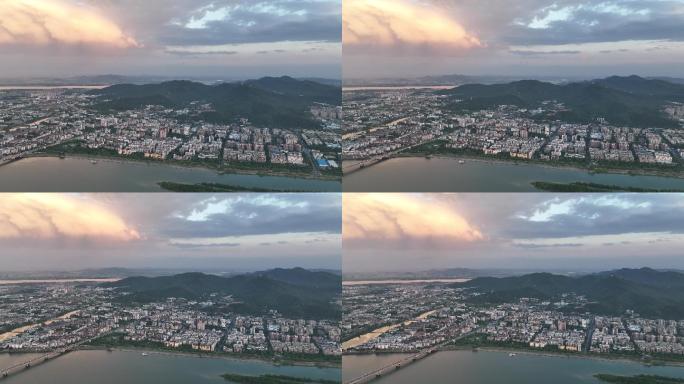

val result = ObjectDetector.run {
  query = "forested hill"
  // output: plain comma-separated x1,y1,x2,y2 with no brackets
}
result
103,268,341,320
455,267,684,319
441,75,684,128
91,76,341,129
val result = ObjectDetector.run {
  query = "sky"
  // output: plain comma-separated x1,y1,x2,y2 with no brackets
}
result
343,193,684,273
0,0,341,79
343,0,684,79
0,193,341,271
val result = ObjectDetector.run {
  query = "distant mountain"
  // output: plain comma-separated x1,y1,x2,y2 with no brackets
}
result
251,267,341,291
91,76,341,129
456,268,684,319
342,268,580,281
651,77,684,86
299,77,342,87
244,76,341,105
442,75,684,128
103,268,341,319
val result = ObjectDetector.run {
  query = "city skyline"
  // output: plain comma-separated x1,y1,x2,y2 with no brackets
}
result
344,0,684,79
0,193,341,271
343,193,684,272
0,0,341,79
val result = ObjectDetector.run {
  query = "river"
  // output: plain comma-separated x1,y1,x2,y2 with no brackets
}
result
343,350,684,383
342,311,437,351
0,157,340,192
344,157,684,192
0,350,340,383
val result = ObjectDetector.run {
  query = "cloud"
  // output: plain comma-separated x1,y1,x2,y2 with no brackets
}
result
343,0,483,55
160,1,341,46
165,194,340,239
0,0,139,48
510,49,580,56
343,193,483,243
0,194,140,242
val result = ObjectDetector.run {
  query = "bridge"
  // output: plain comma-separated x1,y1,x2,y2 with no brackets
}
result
0,349,66,379
1,334,109,380
345,348,438,384
344,329,479,384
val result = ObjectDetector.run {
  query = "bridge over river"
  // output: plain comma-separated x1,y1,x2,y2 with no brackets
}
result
0,334,109,380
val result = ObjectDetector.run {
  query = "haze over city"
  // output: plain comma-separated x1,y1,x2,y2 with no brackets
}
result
343,0,684,79
343,193,684,272
0,193,341,271
0,0,342,79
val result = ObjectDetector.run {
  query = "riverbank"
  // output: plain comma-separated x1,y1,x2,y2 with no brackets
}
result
395,150,684,180
343,155,684,192
23,152,341,182
79,346,341,369
342,310,437,351
442,345,684,368
0,156,340,192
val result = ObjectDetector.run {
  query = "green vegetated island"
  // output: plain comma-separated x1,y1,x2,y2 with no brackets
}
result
156,181,313,193
594,374,684,384
530,182,684,192
221,373,340,384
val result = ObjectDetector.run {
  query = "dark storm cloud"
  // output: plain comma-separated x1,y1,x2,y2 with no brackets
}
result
504,6,684,46
160,194,342,239
441,0,684,46
95,0,341,47
162,11,341,46
504,195,684,239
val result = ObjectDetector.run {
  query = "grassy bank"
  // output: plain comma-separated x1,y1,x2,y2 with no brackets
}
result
399,141,684,179
531,181,684,192
157,181,314,192
84,333,341,368
221,373,340,384
595,374,684,383
39,141,340,181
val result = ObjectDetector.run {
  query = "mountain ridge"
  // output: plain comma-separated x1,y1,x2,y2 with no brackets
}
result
103,268,341,320
455,267,684,319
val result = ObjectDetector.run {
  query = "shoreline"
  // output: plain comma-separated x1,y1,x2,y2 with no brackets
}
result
446,345,684,368
344,345,684,369
76,346,341,368
345,152,684,181
1,153,341,183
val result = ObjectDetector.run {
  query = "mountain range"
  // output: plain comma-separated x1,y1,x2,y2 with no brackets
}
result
441,75,684,128
455,267,684,319
90,76,341,129
103,268,341,320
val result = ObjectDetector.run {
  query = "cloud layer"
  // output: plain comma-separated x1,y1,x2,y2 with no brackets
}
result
343,193,684,272
344,0,684,78
343,193,483,244
0,193,341,271
343,0,482,55
0,0,138,48
0,194,140,241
